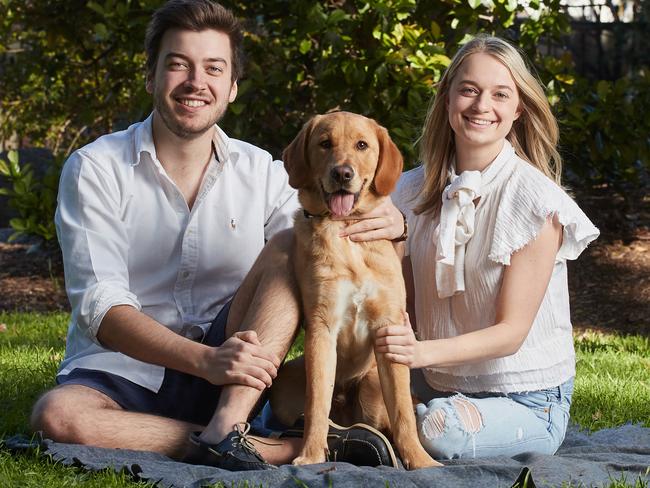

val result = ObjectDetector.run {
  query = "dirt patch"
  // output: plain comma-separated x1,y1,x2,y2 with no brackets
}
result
0,192,648,336
0,238,67,313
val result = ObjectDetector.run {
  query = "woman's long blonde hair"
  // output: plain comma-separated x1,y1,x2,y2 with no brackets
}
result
414,34,561,215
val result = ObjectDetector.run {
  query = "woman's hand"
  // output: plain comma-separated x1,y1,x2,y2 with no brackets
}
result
374,313,427,368
335,196,405,242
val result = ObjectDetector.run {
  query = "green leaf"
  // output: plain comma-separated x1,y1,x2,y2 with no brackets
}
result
86,1,105,15
556,74,575,85
502,11,516,27
229,102,245,115
328,9,347,25
299,39,312,55
0,159,9,176
428,53,451,66
597,80,611,99
458,33,475,45
468,0,482,9
9,218,26,232
94,22,109,40
430,21,441,39
7,150,18,166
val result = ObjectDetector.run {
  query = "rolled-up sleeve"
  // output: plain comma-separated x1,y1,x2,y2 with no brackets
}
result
263,157,299,239
55,151,141,342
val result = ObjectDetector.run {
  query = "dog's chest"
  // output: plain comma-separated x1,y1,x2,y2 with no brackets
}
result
331,278,377,344
297,218,399,338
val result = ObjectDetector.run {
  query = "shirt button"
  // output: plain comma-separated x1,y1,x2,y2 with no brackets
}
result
182,271,190,279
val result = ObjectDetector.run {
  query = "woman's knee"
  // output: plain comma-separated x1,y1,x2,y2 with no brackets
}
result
416,395,485,459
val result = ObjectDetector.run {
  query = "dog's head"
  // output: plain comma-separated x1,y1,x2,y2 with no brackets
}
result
282,111,403,217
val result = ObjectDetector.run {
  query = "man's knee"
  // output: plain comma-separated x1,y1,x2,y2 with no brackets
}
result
31,388,70,440
31,385,117,444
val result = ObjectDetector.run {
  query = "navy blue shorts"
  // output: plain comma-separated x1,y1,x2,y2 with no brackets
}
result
57,302,231,427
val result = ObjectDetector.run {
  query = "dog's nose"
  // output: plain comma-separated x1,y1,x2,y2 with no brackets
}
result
330,164,355,184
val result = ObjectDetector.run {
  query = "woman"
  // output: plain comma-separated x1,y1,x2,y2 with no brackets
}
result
375,35,599,459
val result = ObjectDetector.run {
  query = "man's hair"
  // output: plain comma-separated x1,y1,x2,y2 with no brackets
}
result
145,0,244,82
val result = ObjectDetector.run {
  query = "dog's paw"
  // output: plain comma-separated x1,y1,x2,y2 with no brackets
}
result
292,454,326,466
403,450,443,470
292,446,327,466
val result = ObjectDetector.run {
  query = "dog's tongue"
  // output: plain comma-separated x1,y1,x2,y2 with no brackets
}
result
329,192,355,217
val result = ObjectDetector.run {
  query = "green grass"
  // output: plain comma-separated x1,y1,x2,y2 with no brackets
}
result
1,311,648,487
573,330,650,430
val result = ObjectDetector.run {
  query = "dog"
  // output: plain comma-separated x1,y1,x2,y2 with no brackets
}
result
271,111,440,470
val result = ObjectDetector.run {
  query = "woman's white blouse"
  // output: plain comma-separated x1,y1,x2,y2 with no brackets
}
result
393,142,599,393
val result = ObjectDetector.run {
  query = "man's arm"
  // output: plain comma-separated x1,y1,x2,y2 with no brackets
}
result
56,151,278,389
99,305,279,390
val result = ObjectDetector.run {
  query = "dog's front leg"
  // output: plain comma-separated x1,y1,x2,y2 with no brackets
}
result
293,324,337,465
375,349,443,469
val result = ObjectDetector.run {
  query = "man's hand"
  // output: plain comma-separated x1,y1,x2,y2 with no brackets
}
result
335,196,405,242
200,331,281,391
375,313,426,368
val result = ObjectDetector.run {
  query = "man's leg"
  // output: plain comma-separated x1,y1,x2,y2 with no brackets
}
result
30,384,199,458
199,229,303,463
32,230,301,463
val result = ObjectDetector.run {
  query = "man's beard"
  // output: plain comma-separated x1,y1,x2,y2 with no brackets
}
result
153,89,228,140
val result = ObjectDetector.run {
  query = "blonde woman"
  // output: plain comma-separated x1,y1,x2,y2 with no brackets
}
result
374,35,600,459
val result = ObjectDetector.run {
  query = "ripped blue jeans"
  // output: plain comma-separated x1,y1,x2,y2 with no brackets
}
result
411,370,574,460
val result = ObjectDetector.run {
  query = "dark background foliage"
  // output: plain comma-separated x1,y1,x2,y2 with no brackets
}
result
0,0,648,242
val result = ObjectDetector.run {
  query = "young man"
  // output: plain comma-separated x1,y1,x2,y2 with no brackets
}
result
30,0,405,471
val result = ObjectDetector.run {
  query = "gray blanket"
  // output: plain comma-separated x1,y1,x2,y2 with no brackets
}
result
6,424,650,487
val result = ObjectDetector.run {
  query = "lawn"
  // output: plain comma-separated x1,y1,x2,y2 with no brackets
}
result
0,311,648,487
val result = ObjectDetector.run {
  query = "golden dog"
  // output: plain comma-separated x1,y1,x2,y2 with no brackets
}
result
272,111,439,469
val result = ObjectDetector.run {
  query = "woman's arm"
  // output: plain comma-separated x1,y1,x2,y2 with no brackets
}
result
376,216,563,368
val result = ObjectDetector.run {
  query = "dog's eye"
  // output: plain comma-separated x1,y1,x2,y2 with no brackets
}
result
356,140,368,150
319,139,332,149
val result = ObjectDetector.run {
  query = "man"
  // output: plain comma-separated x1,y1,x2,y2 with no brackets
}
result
30,0,406,472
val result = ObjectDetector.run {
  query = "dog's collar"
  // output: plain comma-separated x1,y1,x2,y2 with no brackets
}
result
303,209,324,219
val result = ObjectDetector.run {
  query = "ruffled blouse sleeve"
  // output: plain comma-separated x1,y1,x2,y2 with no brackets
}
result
488,161,600,265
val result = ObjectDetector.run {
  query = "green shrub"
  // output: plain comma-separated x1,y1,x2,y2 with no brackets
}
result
4,0,648,242
558,70,650,205
228,0,570,162
0,150,62,243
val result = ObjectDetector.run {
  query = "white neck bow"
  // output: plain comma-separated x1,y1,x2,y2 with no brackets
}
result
434,141,514,298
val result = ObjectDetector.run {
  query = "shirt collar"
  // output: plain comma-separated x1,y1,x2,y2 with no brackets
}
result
131,112,240,167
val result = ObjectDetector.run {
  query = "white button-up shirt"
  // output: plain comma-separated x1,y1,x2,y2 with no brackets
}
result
55,114,299,392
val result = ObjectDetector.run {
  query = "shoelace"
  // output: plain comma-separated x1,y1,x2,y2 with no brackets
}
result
231,422,266,460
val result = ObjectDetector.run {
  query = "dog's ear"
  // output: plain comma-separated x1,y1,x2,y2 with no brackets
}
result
282,116,319,189
373,124,403,196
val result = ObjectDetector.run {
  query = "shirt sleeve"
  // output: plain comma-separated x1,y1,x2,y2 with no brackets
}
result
55,150,141,343
488,163,600,266
263,157,300,239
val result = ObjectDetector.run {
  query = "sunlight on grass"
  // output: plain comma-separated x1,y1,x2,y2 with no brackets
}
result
0,312,68,437
573,330,650,430
0,448,154,488
1,312,647,487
